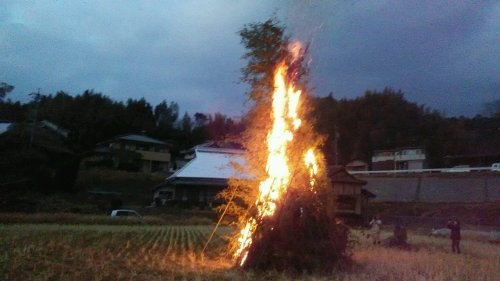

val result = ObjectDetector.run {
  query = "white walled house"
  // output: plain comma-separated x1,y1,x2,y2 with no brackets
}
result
372,147,426,170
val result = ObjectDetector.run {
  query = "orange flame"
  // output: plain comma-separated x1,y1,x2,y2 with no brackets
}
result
234,43,320,266
304,149,318,189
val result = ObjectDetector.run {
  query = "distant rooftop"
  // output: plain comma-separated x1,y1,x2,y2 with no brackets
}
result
115,134,167,145
40,120,69,138
180,140,244,155
0,122,12,135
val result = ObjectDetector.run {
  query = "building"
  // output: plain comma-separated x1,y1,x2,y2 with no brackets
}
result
153,145,249,207
372,147,426,170
85,134,171,173
329,166,375,223
0,120,78,195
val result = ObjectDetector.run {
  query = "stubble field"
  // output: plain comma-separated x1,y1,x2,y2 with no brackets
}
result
1,223,498,281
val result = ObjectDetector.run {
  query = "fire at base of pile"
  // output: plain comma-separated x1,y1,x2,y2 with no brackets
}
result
240,187,350,272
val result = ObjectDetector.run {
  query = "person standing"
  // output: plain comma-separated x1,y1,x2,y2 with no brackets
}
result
369,216,382,245
447,219,461,254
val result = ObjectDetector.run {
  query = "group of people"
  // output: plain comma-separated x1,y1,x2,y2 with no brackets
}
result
368,216,462,253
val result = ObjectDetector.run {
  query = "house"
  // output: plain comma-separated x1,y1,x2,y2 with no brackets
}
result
153,145,249,207
85,134,171,173
328,166,375,223
0,120,70,148
0,120,78,194
372,147,426,170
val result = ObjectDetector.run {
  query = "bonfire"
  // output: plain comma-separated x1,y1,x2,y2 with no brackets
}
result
230,42,350,272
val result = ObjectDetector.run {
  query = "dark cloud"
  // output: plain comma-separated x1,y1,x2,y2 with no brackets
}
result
0,1,498,117
290,1,499,116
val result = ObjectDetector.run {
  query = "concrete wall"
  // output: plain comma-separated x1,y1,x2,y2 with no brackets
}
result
358,173,500,203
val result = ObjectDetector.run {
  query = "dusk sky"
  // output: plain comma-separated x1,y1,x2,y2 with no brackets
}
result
1,1,498,118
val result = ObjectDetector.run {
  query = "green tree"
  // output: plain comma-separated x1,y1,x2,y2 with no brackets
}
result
239,18,289,103
206,113,237,141
154,100,179,129
0,100,28,121
125,98,155,133
0,82,14,100
180,112,193,134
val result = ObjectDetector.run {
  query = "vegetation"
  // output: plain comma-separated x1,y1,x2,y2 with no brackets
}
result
0,223,498,280
313,89,499,167
0,82,14,100
0,90,241,153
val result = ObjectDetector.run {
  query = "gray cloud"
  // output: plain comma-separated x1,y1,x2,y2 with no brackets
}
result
0,0,498,117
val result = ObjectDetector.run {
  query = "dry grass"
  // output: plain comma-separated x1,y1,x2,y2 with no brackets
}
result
0,224,498,280
345,230,499,281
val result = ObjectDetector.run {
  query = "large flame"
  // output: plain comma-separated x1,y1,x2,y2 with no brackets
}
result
234,46,320,266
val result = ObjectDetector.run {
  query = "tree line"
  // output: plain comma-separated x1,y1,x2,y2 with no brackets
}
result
0,89,242,153
313,88,498,168
1,86,498,170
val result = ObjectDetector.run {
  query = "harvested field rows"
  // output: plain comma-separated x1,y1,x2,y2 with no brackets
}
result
1,224,499,280
0,224,231,280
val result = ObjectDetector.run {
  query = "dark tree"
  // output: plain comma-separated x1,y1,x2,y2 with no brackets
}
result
194,112,208,128
180,112,193,134
154,100,179,130
0,82,14,100
206,113,236,141
125,98,155,133
239,18,289,103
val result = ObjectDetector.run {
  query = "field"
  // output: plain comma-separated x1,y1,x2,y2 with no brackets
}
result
1,223,499,281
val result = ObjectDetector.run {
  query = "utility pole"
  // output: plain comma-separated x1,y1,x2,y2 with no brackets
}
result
29,89,41,150
333,124,340,166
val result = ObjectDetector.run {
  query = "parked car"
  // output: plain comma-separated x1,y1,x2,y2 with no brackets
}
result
491,163,500,172
110,209,145,224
